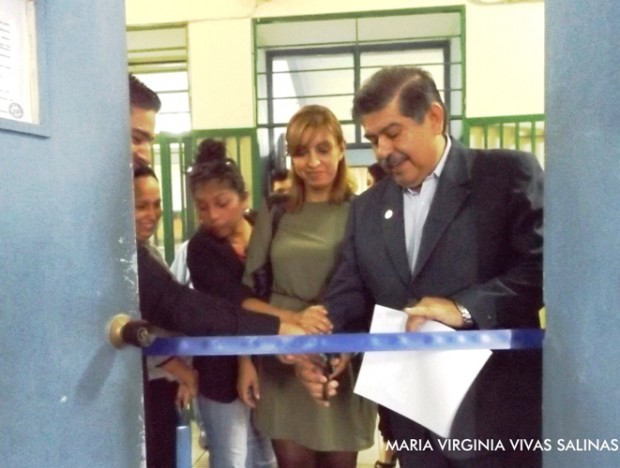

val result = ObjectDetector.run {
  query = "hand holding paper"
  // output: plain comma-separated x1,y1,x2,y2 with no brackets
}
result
354,305,492,438
404,296,467,330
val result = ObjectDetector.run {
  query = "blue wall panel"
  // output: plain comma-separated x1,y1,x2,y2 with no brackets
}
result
0,1,144,466
545,1,620,466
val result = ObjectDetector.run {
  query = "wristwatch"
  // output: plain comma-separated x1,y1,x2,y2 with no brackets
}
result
453,301,474,328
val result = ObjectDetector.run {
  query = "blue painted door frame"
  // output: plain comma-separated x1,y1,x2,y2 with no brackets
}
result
545,1,620,466
0,2,144,466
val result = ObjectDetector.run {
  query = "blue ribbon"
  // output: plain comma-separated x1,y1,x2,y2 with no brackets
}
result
143,329,544,356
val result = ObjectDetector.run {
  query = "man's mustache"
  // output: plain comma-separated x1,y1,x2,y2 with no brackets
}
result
379,152,408,172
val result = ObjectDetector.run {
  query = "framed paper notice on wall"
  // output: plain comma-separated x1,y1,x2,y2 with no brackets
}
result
0,0,48,136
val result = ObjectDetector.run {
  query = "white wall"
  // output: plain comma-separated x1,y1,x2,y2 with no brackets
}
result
466,2,544,116
188,18,255,128
126,0,544,129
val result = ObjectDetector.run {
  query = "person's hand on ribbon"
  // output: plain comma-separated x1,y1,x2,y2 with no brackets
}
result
295,305,333,334
278,320,306,336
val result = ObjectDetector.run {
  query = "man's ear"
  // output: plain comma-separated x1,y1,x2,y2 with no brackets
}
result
427,102,445,134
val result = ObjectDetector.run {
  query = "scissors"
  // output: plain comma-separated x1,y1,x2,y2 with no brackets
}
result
319,353,337,401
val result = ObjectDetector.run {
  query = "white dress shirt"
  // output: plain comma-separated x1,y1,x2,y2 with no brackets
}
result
403,137,451,272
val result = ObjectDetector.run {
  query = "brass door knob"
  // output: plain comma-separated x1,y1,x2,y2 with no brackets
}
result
107,313,154,349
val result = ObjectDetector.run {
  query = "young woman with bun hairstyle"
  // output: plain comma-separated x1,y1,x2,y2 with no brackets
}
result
179,139,276,467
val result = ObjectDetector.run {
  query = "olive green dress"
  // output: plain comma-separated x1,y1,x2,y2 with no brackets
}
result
243,200,376,452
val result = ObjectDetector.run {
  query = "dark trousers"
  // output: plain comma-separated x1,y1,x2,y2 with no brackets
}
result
145,378,179,468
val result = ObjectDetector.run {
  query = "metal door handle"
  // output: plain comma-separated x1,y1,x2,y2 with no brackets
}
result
107,313,154,349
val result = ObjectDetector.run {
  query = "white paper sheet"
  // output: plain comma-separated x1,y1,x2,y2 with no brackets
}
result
354,305,492,438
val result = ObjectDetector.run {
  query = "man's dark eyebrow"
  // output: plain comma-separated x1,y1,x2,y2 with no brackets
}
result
132,128,154,142
364,123,400,141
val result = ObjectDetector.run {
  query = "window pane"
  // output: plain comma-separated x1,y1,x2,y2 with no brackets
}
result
257,99,269,125
257,74,268,99
272,54,354,72
272,95,354,125
155,113,191,134
272,68,354,98
449,119,463,141
257,127,271,156
361,49,445,68
341,123,356,145
132,69,191,133
450,90,463,117
271,73,297,100
135,71,188,92
424,63,446,88
450,63,463,89
272,98,302,125
158,92,190,113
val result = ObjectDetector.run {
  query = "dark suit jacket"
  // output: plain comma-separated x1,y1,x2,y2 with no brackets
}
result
137,243,279,337
325,139,543,449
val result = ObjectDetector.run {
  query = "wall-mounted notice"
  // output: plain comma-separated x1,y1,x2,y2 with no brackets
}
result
0,0,38,124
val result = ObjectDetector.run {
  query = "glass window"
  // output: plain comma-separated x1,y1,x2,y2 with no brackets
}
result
271,64,354,98
127,26,190,134
255,9,464,153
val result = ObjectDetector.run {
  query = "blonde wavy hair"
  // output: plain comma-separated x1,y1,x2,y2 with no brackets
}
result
285,105,355,211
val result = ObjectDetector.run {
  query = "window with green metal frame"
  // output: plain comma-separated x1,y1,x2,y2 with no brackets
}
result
127,24,191,133
254,7,465,161
464,114,545,168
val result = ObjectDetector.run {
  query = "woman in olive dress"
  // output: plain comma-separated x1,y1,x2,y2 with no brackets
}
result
240,105,377,468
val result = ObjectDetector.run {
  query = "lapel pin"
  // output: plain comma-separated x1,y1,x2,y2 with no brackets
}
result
384,209,393,220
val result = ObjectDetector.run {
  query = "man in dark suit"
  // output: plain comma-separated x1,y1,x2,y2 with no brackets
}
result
298,66,543,467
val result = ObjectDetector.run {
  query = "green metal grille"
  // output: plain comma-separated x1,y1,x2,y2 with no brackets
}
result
463,114,545,167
